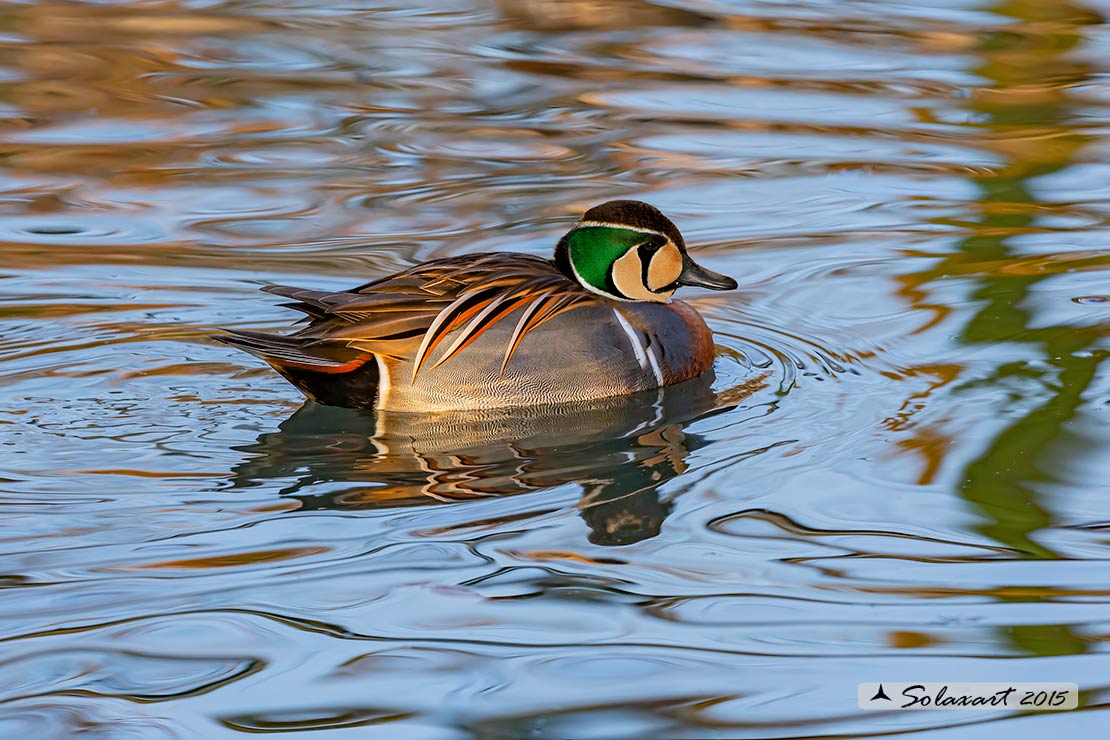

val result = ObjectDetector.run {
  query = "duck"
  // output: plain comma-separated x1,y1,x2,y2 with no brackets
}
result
215,200,737,411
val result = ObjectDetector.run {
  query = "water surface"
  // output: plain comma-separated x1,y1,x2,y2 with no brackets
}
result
1,0,1109,737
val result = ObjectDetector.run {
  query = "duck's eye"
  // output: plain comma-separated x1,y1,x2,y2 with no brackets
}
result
637,235,667,256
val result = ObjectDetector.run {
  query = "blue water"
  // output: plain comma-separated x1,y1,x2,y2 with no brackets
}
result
1,1,1108,737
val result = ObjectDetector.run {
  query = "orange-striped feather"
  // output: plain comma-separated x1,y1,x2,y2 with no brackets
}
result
411,287,503,381
264,253,599,384
497,292,561,377
429,292,536,371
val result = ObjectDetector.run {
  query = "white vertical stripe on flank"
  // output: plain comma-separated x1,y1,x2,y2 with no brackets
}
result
374,353,391,405
612,308,663,385
644,339,665,386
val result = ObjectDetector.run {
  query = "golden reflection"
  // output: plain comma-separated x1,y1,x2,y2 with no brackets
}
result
880,364,961,484
888,630,942,649
497,0,712,31
123,546,328,570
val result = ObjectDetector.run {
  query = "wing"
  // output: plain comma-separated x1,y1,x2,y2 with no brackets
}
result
253,253,597,380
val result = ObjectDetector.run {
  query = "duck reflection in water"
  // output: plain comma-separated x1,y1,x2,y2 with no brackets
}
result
232,373,758,545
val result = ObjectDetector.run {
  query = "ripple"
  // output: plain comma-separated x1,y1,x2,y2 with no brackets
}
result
0,699,189,740
708,305,868,393
642,28,980,88
220,707,416,732
388,137,576,162
0,216,166,245
0,649,261,703
582,86,921,128
626,130,1005,176
4,119,222,146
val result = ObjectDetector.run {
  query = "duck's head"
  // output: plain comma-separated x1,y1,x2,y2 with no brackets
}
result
554,200,737,303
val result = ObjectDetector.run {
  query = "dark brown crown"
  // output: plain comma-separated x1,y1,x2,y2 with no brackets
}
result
578,200,686,250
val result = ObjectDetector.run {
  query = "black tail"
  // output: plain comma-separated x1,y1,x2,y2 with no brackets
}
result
270,357,380,409
214,330,380,409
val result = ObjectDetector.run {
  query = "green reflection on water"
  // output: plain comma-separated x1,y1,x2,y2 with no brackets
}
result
948,0,1105,657
952,0,1104,558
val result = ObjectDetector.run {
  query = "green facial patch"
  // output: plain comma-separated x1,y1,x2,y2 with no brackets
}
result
567,227,649,294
